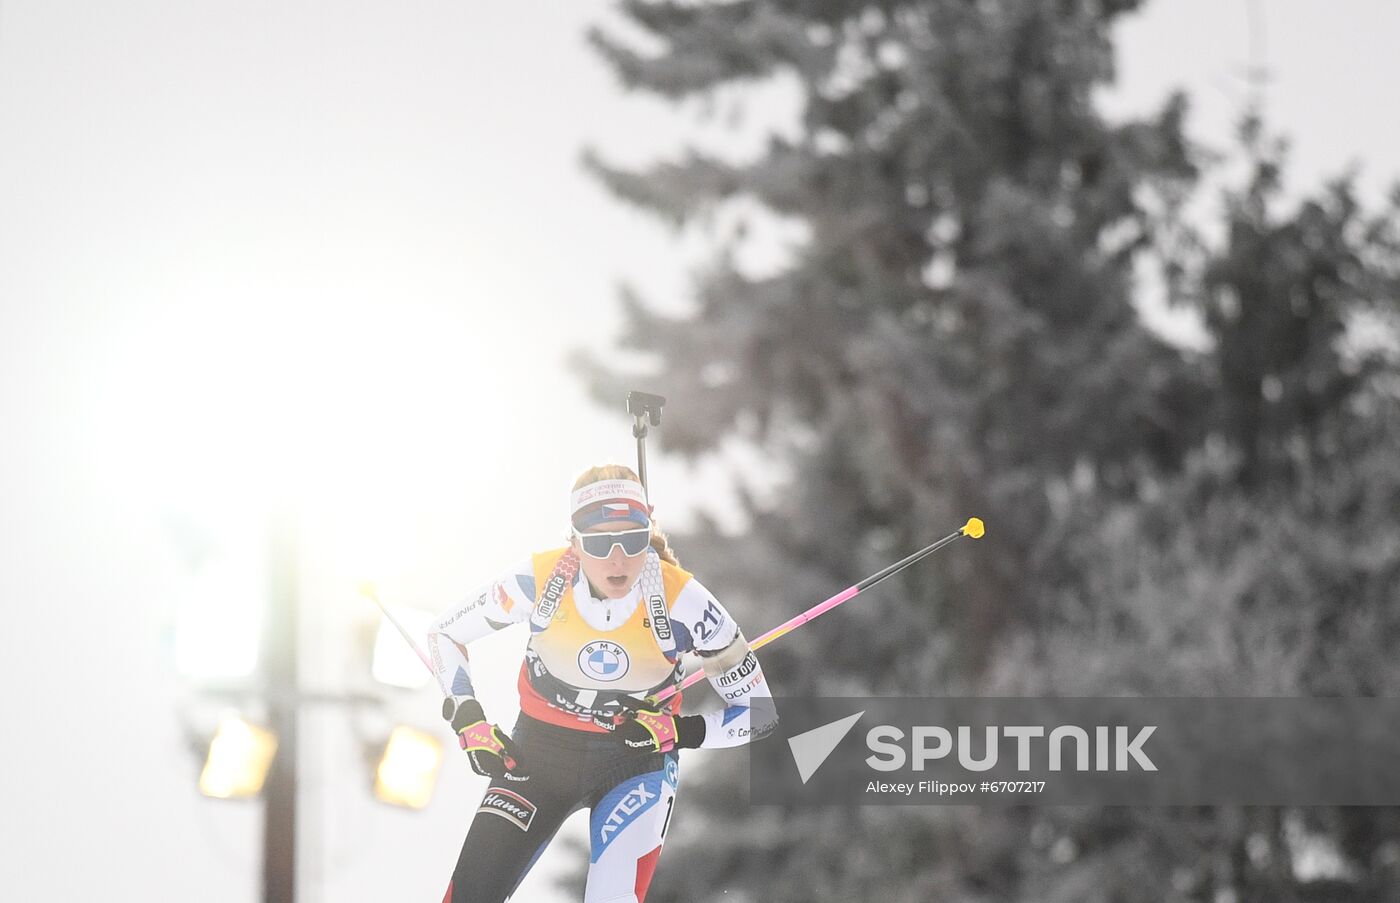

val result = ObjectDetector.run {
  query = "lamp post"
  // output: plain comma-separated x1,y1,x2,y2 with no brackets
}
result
261,512,299,903
177,508,446,903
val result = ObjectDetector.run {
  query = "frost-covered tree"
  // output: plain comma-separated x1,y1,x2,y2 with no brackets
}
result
568,1,1400,899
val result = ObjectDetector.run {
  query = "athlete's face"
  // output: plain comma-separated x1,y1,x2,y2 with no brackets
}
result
573,519,649,600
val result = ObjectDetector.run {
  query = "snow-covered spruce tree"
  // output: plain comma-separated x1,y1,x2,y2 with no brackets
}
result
566,2,1204,900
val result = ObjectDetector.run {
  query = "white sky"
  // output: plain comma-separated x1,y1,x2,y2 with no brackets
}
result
0,2,1395,901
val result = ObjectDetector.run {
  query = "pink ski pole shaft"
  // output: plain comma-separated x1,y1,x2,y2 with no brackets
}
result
651,517,984,704
359,582,521,769
358,582,450,698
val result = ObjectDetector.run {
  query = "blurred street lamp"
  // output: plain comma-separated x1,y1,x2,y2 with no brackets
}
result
374,725,444,810
199,715,279,799
174,517,452,902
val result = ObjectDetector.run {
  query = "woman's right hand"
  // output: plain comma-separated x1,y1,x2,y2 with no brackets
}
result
443,698,526,780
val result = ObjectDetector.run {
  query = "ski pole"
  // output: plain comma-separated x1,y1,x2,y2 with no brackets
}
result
359,583,521,771
650,517,985,704
626,390,666,498
358,582,451,698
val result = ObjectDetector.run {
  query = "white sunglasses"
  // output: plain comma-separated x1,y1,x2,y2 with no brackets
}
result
573,527,651,559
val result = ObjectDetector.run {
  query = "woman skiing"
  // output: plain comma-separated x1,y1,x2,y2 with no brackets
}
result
426,464,777,903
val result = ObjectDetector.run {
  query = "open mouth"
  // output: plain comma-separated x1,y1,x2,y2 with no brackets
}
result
606,575,629,589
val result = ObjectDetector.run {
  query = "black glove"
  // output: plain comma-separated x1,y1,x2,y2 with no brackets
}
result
593,704,705,753
443,697,527,780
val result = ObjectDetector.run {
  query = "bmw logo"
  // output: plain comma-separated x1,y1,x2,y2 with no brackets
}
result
578,641,630,682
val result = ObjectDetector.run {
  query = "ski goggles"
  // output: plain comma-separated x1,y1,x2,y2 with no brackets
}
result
573,527,651,559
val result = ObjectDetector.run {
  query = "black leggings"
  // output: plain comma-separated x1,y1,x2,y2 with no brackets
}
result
443,714,681,903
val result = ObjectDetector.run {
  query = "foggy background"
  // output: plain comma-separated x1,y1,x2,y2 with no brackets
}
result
2,1,1397,901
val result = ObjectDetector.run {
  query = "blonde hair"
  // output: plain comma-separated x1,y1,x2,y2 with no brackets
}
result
571,463,679,566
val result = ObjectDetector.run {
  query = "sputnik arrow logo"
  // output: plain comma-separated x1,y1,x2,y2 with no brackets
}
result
787,711,865,784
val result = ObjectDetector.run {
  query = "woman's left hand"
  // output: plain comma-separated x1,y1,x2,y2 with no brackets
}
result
596,706,705,753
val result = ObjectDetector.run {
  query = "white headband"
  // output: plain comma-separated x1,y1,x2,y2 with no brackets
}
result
570,478,648,513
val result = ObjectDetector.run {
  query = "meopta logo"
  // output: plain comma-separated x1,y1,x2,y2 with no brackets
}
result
717,652,758,687
477,789,537,832
534,574,567,622
647,594,672,641
598,781,657,843
578,640,630,682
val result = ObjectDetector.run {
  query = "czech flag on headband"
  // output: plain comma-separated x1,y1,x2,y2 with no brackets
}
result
601,502,633,520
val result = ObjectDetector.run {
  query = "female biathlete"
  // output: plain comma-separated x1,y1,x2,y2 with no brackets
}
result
425,464,778,903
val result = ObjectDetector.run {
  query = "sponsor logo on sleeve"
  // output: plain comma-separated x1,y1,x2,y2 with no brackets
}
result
478,789,537,832
717,652,758,687
439,592,487,628
722,674,763,700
